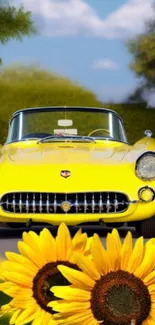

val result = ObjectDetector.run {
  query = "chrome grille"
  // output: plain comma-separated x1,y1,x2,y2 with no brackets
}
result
1,192,129,214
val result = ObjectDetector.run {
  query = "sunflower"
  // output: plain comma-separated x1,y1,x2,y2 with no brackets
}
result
50,229,155,325
0,223,90,325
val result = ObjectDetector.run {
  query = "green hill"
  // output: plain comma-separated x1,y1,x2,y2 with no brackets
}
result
0,65,155,144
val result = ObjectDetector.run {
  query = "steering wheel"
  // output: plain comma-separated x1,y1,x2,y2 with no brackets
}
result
88,129,110,137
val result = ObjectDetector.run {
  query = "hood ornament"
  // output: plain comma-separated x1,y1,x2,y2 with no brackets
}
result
61,201,71,212
60,170,71,178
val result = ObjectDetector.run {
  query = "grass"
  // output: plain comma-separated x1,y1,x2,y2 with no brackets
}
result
0,64,155,144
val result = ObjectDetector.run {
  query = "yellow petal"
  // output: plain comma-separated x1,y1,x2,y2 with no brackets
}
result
3,271,32,288
15,304,37,325
106,233,120,270
111,228,122,251
2,261,36,277
51,301,90,313
84,236,93,256
74,253,100,280
5,252,38,273
120,232,132,270
31,308,46,325
56,223,72,260
134,244,155,278
22,231,40,251
72,229,87,253
10,310,22,325
18,241,45,268
144,270,155,286
39,228,57,262
91,234,109,274
126,236,144,273
53,310,94,325
50,286,91,301
57,265,95,290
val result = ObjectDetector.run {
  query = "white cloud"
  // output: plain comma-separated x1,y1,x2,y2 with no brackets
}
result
93,59,118,70
13,0,155,39
143,88,155,108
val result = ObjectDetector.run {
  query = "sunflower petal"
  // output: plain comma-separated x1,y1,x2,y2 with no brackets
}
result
5,252,38,272
56,223,72,261
50,286,91,301
126,236,144,273
51,301,90,313
72,229,87,253
39,228,57,262
144,270,155,286
57,265,95,290
134,244,155,278
18,241,45,268
74,253,100,280
15,305,37,325
91,234,109,274
111,228,122,251
120,231,132,270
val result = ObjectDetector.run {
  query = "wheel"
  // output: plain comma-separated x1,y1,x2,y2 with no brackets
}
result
6,223,25,229
135,216,155,238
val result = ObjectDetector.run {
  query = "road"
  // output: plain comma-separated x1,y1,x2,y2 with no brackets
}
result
0,225,148,259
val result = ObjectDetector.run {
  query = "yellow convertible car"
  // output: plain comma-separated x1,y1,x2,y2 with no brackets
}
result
0,106,155,237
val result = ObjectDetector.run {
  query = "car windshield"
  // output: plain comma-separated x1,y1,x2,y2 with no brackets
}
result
7,108,127,143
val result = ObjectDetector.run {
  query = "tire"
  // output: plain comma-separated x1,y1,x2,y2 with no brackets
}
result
6,223,25,229
135,216,155,238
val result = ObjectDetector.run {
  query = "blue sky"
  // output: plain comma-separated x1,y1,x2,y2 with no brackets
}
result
1,0,154,102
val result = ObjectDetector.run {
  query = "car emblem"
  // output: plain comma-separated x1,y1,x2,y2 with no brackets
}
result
60,170,71,178
61,201,71,212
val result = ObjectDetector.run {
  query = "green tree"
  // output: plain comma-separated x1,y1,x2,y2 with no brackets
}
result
128,33,155,87
0,0,36,63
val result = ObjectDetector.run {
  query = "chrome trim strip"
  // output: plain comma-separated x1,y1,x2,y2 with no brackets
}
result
13,193,16,213
26,193,29,213
46,193,50,213
19,193,22,213
114,193,118,213
33,194,36,213
84,193,87,213
106,192,110,213
99,193,103,213
75,193,78,213
39,193,42,213
92,193,95,213
54,194,57,213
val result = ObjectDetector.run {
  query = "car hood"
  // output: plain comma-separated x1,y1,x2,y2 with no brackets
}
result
0,141,149,193
5,141,146,165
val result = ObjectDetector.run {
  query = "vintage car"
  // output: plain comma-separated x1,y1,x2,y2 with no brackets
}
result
0,106,155,237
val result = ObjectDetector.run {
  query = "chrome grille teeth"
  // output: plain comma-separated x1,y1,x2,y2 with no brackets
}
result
39,193,42,213
114,193,118,213
92,193,95,213
99,193,103,213
1,192,129,214
54,194,57,213
26,193,29,213
33,194,36,213
13,193,16,213
106,193,110,213
84,193,87,213
19,193,22,213
75,193,78,213
46,193,50,213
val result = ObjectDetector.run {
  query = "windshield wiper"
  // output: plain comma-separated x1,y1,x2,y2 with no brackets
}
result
37,135,96,144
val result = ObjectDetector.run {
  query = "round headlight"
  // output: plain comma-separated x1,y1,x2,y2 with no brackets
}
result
136,153,155,180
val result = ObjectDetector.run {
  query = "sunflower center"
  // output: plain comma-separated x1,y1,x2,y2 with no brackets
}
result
91,270,151,325
33,261,78,314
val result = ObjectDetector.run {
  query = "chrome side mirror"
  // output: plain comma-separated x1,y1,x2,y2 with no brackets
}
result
144,130,153,138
